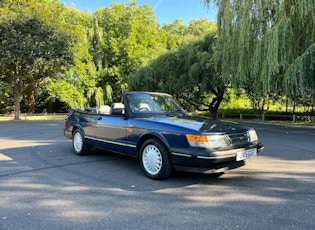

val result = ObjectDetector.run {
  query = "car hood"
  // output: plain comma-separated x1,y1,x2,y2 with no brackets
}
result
140,115,249,134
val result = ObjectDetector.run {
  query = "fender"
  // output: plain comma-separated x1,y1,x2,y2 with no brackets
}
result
72,124,86,137
135,130,171,163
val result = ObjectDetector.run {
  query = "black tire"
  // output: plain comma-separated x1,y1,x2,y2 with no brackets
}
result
72,129,90,156
139,138,173,180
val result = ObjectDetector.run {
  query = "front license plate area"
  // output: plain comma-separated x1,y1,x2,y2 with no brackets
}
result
236,148,257,161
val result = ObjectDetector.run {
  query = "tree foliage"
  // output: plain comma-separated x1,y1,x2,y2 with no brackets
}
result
2,0,313,116
44,7,100,109
0,0,74,118
204,0,315,110
91,0,167,101
130,24,225,118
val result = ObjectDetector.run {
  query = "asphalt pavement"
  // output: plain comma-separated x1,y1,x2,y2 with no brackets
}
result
0,120,314,230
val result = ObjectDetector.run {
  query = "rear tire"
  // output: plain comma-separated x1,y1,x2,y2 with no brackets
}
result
140,138,173,180
72,129,90,156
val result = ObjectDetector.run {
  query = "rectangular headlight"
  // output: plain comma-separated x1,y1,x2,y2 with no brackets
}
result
207,135,230,148
248,130,258,142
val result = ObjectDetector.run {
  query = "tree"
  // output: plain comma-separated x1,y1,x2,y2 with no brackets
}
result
0,0,74,119
162,18,217,50
91,1,167,101
130,32,225,118
205,0,315,111
45,7,104,109
204,0,315,110
0,82,11,114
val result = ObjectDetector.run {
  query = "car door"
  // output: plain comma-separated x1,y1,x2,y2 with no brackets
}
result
94,114,132,155
79,113,98,139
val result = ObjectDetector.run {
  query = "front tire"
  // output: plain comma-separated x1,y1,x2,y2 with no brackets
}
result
72,129,90,156
140,138,173,180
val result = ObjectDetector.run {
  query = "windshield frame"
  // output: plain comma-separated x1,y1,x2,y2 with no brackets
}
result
124,92,185,117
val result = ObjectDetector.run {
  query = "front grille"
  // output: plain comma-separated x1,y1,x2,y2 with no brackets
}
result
227,132,249,148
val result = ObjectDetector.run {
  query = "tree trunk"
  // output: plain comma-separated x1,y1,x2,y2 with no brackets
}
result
209,95,224,119
208,87,225,119
27,89,35,113
14,91,21,120
209,106,218,119
292,101,296,114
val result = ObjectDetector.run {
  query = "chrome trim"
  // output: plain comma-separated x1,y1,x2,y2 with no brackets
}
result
85,136,137,148
171,152,192,158
225,134,232,145
197,154,235,160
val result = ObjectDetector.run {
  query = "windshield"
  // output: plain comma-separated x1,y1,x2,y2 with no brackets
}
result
125,93,184,114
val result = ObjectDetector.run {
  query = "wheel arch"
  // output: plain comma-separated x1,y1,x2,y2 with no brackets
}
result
136,132,171,164
71,124,85,137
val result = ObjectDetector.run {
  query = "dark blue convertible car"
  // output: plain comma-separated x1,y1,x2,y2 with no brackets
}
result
64,91,264,180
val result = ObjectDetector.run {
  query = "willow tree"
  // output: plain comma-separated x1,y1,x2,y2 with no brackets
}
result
45,6,103,109
204,0,315,111
91,0,167,101
130,31,225,119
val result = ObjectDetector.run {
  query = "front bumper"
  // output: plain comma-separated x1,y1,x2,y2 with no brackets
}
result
174,160,246,174
170,142,264,173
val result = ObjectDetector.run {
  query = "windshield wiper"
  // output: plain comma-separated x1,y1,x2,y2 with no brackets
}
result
166,109,186,117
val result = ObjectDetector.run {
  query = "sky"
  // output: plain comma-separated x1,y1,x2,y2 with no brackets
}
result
59,0,217,25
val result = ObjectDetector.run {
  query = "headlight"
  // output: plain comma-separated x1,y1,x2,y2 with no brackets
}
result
186,135,210,148
207,135,230,148
248,130,258,142
186,134,229,149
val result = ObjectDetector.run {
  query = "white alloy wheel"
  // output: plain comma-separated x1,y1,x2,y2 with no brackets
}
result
140,138,172,180
142,144,163,176
72,129,89,155
73,131,83,153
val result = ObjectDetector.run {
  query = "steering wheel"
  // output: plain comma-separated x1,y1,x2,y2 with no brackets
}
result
138,107,150,111
137,103,151,112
